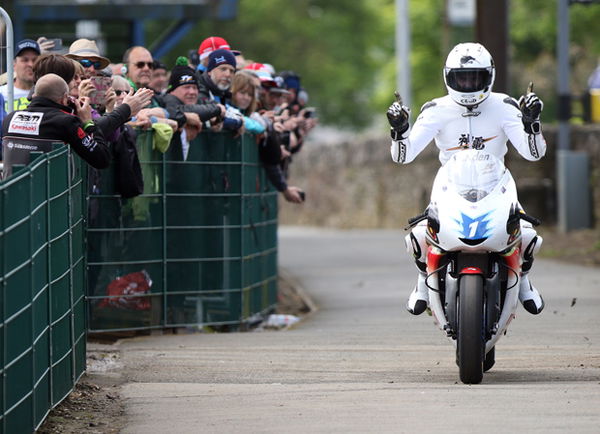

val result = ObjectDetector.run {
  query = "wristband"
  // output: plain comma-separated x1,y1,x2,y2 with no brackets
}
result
82,120,94,131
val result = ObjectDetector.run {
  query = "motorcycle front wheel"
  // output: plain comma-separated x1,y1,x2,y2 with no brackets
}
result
457,274,485,384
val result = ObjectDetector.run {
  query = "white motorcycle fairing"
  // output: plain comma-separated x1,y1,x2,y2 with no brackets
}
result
414,150,530,383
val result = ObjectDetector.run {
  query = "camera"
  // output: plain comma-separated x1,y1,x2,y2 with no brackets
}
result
303,107,316,119
49,38,63,51
188,49,200,68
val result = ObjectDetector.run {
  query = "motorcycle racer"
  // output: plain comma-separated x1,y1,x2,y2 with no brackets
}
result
387,42,545,316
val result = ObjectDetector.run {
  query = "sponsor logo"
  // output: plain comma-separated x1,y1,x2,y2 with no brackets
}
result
179,74,194,84
215,56,226,64
460,55,476,65
81,135,97,151
8,111,44,136
5,141,38,151
398,143,406,162
528,135,539,159
447,134,497,151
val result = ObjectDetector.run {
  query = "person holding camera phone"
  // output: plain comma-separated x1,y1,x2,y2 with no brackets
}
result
64,39,116,113
1,74,111,177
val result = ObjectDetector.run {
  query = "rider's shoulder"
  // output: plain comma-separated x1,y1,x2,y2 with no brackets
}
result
420,95,453,113
487,92,520,111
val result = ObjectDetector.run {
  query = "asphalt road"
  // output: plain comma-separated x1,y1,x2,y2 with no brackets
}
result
119,227,600,433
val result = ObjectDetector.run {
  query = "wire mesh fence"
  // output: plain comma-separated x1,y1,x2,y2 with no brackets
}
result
0,145,86,433
86,130,279,332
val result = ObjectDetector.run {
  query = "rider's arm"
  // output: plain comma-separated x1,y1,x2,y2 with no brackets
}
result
391,101,440,164
501,97,546,161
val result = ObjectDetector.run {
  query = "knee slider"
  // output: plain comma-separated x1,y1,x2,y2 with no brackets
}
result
405,223,428,264
521,225,542,272
521,226,542,261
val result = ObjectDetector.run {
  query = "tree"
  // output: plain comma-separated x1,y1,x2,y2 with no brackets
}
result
148,0,600,127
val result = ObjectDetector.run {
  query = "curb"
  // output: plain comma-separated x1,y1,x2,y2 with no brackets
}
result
278,267,318,327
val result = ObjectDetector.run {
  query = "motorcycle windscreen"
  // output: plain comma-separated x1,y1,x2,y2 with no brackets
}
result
444,151,505,202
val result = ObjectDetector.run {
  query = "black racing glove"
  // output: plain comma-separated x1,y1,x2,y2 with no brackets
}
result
518,92,543,134
386,101,410,141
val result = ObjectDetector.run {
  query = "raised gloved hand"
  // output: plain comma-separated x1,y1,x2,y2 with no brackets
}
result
386,92,410,140
518,82,543,134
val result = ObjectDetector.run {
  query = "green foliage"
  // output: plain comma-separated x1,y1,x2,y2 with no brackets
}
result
149,0,388,128
144,0,600,127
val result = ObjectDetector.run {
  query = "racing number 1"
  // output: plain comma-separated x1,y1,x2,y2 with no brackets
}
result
469,221,479,238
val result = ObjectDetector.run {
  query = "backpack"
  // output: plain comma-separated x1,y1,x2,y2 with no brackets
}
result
113,125,144,198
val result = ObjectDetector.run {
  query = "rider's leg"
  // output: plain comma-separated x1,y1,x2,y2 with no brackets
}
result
404,221,428,315
519,222,544,314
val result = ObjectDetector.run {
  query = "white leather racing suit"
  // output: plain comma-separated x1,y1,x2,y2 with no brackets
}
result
393,92,545,307
390,92,546,165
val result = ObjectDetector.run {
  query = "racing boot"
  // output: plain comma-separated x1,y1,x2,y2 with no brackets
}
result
405,224,429,315
519,273,544,315
406,271,428,315
519,225,544,314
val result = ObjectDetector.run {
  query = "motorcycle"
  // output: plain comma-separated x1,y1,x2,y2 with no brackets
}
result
406,149,540,384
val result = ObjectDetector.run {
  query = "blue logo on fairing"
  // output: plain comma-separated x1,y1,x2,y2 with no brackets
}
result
456,212,493,239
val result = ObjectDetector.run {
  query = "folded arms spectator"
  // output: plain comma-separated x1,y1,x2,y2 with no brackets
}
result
161,57,223,138
197,49,243,135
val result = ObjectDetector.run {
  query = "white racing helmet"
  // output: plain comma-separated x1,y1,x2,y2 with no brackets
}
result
443,42,495,107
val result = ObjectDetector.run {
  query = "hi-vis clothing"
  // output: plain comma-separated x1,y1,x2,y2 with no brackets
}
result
391,92,546,166
3,96,31,112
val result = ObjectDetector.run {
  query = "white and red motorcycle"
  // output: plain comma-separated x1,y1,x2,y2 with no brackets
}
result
406,149,540,384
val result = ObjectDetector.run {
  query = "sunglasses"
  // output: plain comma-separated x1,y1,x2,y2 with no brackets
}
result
132,61,154,69
114,90,129,96
79,59,102,69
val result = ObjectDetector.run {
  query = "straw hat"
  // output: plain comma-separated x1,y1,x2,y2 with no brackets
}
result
65,39,110,69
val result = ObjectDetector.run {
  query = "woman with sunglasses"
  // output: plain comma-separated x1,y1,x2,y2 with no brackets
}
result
65,39,110,79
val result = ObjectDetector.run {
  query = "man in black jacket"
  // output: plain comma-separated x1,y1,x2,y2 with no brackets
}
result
197,49,243,134
1,73,110,177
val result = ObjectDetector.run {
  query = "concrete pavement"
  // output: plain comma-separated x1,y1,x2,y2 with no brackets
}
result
117,227,600,433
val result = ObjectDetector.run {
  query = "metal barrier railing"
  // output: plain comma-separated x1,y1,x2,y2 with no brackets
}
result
0,7,15,114
0,145,86,433
86,130,278,332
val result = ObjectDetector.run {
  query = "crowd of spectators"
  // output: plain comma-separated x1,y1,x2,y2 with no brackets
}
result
0,35,317,204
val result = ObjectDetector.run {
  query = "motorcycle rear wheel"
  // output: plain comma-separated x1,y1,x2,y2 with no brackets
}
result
458,274,485,384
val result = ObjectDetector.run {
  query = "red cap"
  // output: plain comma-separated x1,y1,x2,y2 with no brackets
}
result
198,36,241,60
244,63,277,87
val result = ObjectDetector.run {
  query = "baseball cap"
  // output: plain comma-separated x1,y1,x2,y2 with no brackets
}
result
244,63,277,87
197,36,241,60
15,39,41,58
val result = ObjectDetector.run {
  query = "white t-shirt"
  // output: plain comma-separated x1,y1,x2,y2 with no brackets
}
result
391,92,546,165
0,84,30,100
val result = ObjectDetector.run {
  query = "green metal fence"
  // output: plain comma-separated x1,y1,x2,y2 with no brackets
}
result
86,130,279,332
0,145,86,433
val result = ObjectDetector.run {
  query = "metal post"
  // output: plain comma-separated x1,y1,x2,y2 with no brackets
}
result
0,7,14,112
395,0,411,108
557,0,570,150
556,0,592,231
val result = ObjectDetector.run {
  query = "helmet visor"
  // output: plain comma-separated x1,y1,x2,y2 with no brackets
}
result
446,68,491,93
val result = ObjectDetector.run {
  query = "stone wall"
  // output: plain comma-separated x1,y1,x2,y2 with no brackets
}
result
280,126,600,229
